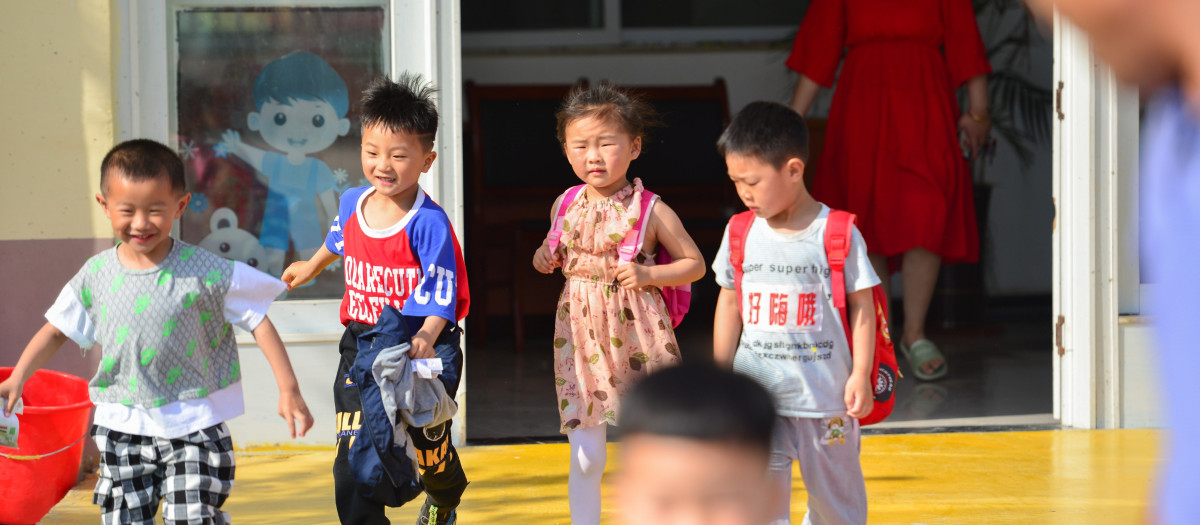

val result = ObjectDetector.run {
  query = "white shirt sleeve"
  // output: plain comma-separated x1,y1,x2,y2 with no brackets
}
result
843,225,882,294
712,223,735,289
223,262,287,332
45,284,96,349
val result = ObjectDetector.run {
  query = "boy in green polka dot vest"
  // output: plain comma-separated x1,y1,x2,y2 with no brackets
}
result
0,139,313,524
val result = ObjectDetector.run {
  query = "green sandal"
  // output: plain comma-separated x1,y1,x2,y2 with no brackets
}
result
899,339,948,381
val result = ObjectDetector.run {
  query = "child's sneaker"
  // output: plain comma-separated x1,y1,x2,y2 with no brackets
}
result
416,498,456,525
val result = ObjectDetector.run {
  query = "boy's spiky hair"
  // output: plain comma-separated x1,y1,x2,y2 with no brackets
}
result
555,82,659,143
100,139,187,195
359,73,439,151
620,364,776,454
717,101,810,168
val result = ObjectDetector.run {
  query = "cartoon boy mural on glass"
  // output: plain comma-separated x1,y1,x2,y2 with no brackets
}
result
219,51,351,277
175,7,383,299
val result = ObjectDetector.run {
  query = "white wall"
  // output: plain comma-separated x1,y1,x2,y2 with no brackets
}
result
463,41,1054,296
1120,322,1165,428
464,49,798,115
231,339,339,446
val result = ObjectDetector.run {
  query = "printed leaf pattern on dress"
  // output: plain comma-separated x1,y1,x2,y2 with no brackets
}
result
550,179,682,434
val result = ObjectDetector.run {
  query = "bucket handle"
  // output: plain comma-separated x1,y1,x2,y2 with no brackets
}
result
0,431,88,461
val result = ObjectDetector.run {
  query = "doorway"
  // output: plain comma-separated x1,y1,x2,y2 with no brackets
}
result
459,0,1057,441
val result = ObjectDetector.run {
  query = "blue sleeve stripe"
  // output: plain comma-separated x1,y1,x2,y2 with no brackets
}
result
401,207,459,321
324,186,367,256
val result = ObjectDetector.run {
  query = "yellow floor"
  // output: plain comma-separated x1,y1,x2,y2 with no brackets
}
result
40,429,1160,524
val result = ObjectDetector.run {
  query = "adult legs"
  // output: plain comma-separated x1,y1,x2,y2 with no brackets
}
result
901,247,942,375
567,424,608,525
870,248,944,377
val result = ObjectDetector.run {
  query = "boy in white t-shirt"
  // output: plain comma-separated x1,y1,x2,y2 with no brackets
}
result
0,139,313,524
712,102,879,525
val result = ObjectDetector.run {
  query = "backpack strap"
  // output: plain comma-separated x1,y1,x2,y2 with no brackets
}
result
726,211,757,313
824,209,857,343
546,185,587,253
618,190,658,265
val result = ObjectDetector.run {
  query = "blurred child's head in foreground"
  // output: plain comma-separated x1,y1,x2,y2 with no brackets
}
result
618,364,778,525
1026,0,1195,91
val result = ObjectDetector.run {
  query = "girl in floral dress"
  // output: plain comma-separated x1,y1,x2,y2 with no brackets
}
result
532,84,706,525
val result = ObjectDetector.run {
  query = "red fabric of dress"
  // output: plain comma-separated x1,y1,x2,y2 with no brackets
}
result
786,0,991,264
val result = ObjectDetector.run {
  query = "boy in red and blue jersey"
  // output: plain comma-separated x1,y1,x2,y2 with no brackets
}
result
329,183,469,328
284,73,468,525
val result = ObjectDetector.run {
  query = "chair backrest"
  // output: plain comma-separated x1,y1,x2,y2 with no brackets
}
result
626,79,731,187
464,81,585,197
463,78,731,196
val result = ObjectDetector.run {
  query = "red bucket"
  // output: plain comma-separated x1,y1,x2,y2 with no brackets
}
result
0,367,93,525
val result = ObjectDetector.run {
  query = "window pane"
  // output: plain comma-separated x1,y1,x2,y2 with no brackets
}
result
621,0,807,28
175,6,385,300
462,0,604,32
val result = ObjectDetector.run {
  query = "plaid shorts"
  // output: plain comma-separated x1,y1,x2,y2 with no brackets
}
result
91,424,236,525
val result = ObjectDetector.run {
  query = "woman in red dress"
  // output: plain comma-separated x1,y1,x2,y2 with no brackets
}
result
788,0,992,380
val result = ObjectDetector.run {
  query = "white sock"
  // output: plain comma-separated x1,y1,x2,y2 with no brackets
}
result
567,424,607,525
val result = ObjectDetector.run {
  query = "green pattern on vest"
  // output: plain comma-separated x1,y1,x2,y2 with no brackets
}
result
69,241,242,408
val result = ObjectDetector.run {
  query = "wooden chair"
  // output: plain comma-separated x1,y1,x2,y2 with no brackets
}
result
464,81,587,351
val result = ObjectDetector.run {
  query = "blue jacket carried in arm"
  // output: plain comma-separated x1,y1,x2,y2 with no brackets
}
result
347,306,424,507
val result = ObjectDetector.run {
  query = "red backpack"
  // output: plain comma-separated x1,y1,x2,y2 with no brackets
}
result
546,185,691,328
727,209,898,425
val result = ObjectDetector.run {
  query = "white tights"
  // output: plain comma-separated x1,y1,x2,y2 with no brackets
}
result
567,424,607,525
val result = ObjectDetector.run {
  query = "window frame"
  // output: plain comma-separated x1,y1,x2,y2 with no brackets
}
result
460,0,799,50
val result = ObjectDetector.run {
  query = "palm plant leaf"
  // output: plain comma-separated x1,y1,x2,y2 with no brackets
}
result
969,0,1052,176
990,70,1052,144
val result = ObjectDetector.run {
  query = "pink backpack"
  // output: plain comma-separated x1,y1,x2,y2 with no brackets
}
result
546,184,692,328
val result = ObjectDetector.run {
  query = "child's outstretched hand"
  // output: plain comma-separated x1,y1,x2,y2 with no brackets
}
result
281,261,317,290
845,372,874,419
220,129,244,150
615,262,653,290
282,246,341,289
532,241,560,274
278,387,314,439
0,377,22,418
